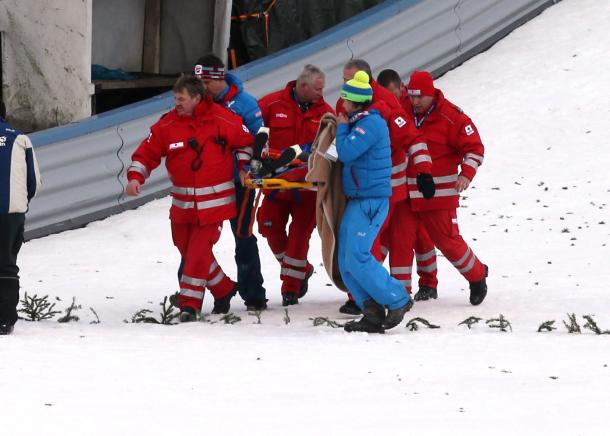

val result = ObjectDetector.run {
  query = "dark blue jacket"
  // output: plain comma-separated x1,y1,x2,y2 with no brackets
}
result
0,118,41,213
336,109,391,198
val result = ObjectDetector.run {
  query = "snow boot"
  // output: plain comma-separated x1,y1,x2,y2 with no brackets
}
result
414,286,437,301
179,306,197,323
383,299,414,329
0,323,14,335
344,317,385,334
282,292,299,306
299,265,314,299
212,287,237,314
339,299,362,315
469,265,488,306
361,299,386,326
245,299,268,311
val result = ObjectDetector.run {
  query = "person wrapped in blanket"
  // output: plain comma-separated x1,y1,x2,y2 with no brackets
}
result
335,71,413,333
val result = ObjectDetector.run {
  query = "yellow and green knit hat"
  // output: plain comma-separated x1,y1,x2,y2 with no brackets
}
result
341,70,373,103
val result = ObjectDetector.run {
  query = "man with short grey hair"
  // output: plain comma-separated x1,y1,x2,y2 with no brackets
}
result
256,64,334,306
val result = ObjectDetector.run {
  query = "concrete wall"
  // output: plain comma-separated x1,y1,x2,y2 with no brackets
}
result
92,0,145,71
0,0,93,132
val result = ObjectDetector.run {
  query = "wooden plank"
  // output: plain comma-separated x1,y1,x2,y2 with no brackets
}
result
142,0,161,74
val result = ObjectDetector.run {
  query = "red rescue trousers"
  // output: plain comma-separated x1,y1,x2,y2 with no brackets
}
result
256,192,316,295
382,204,485,292
171,222,235,311
371,202,438,294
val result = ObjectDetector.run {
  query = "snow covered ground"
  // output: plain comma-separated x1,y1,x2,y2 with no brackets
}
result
3,0,610,434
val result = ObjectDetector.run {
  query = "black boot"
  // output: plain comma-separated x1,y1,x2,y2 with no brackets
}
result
212,287,237,314
469,265,488,306
383,299,414,329
282,292,299,306
299,266,314,299
414,286,437,301
0,278,19,332
245,299,268,311
179,306,197,323
344,317,385,334
339,299,362,315
361,299,386,326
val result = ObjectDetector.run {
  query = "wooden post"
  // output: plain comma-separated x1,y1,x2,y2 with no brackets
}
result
142,0,161,74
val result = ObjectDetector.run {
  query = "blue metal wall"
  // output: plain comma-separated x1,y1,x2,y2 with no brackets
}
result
25,0,559,239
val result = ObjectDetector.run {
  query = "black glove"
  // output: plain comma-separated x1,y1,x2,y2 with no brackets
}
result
416,173,435,199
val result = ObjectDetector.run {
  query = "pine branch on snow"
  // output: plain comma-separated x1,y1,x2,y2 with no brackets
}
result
486,314,512,332
220,313,241,324
248,310,263,324
581,315,609,334
128,296,180,324
405,317,441,331
89,307,101,324
310,317,344,328
57,297,81,323
17,292,61,321
537,320,556,332
283,309,291,325
563,313,581,333
458,316,483,329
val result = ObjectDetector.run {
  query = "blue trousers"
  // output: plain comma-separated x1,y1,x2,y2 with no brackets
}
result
178,181,266,304
338,198,409,310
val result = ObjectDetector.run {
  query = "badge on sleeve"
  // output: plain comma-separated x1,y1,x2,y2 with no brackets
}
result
394,117,407,128
465,124,475,136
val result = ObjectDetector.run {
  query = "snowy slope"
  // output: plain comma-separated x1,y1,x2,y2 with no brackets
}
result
3,1,610,435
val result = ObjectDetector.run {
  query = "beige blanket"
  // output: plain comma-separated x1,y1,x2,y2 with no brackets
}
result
306,113,347,292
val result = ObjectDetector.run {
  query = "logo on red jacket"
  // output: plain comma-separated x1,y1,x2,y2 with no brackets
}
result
465,124,475,136
169,141,184,150
275,113,288,118
394,117,407,128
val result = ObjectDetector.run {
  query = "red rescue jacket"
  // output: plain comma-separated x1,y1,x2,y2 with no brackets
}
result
127,97,253,224
404,89,485,211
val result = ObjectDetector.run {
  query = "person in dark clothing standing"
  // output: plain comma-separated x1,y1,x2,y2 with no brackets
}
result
0,100,42,335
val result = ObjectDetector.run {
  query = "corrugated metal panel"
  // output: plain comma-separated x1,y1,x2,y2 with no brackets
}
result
24,0,559,239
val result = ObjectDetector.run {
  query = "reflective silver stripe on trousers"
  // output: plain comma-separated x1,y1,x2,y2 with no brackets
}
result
275,251,286,261
463,159,479,170
281,267,306,279
197,195,236,209
465,153,484,164
391,266,412,275
181,274,206,287
391,176,406,187
398,279,412,287
410,188,458,199
380,245,389,257
283,255,307,268
458,254,476,274
417,262,437,273
172,199,195,209
180,288,204,300
452,247,472,267
391,161,408,174
408,174,458,184
209,260,218,273
207,270,225,287
408,142,428,156
416,249,436,261
413,155,432,165
172,181,235,196
128,161,150,178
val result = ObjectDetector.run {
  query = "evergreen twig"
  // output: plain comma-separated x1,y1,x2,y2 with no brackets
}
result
57,297,81,323
17,293,61,321
130,309,159,324
537,320,556,332
486,314,512,332
220,313,242,324
283,308,291,325
405,317,441,331
159,296,180,325
582,315,603,335
310,317,344,328
563,313,581,333
458,316,483,329
248,310,263,324
89,307,101,324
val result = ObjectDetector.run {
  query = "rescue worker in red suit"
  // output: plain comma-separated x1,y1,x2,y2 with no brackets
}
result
257,64,334,306
377,68,440,301
126,76,254,321
334,60,436,315
404,71,488,305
